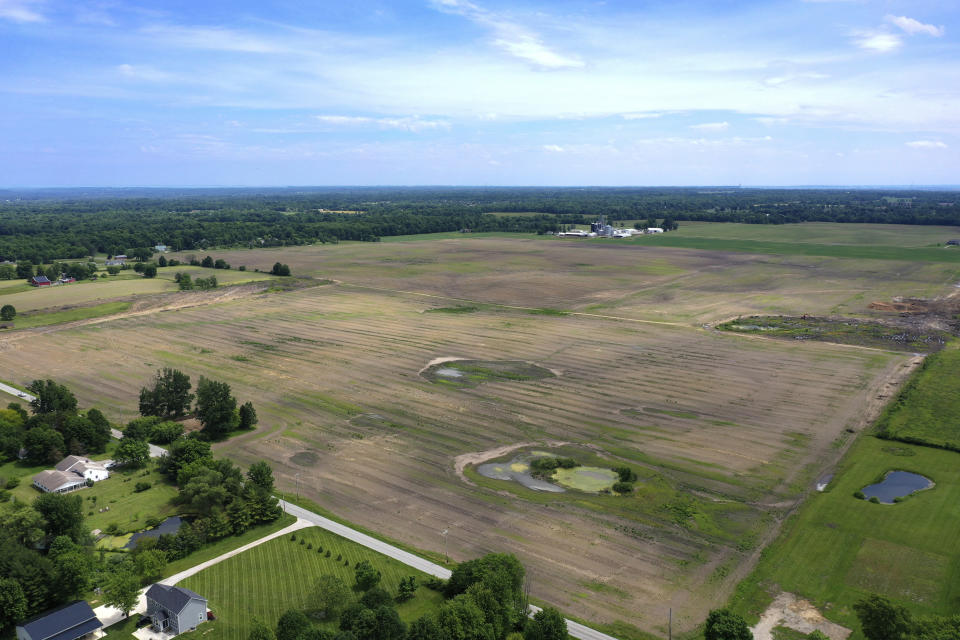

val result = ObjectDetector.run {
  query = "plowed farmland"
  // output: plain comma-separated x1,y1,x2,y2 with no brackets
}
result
0,235,941,637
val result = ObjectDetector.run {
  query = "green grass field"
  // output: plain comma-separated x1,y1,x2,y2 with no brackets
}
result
10,301,132,329
878,346,960,450
731,437,960,637
179,526,446,640
667,222,960,248
627,233,960,263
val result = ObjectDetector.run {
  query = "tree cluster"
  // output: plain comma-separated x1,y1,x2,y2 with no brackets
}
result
0,381,112,465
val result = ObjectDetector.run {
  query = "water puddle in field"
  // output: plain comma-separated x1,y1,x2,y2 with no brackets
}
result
435,367,464,378
125,516,183,549
816,474,833,492
476,455,566,492
861,471,933,504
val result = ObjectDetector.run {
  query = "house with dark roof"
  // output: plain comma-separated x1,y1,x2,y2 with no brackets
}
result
30,275,51,287
15,601,102,640
145,584,208,636
55,455,109,482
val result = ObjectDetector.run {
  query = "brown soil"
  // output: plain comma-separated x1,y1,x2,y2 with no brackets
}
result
752,592,851,640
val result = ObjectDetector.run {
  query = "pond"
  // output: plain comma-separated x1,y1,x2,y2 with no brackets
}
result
861,471,933,504
476,457,566,492
435,367,464,378
124,516,184,549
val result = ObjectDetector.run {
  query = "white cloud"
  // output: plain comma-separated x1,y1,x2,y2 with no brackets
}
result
0,0,45,22
621,112,663,120
886,15,944,38
851,29,902,53
542,144,564,152
690,121,730,131
140,25,289,54
430,0,583,69
314,115,450,132
906,140,947,149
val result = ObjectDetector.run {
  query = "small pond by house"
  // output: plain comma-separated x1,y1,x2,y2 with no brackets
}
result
124,516,184,549
861,471,933,504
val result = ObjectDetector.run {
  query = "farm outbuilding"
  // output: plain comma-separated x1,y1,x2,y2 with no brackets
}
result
30,275,51,286
947,239,960,246
16,601,101,640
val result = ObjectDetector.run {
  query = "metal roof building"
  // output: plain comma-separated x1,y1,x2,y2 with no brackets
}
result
15,601,102,640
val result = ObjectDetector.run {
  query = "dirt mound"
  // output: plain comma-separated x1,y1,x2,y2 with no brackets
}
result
868,300,929,313
752,592,851,640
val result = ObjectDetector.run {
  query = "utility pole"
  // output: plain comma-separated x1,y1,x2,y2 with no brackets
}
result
669,608,672,640
441,528,449,563
295,472,301,499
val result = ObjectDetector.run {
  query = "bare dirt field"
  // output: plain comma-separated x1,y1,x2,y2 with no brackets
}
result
174,236,960,325
1,237,948,637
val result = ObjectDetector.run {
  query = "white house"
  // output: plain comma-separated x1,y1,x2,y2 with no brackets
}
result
154,244,168,252
645,227,664,234
33,470,86,494
55,455,110,482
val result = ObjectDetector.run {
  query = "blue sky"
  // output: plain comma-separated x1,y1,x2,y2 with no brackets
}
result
1,0,957,186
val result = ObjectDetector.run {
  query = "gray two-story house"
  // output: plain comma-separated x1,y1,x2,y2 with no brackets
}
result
145,584,208,636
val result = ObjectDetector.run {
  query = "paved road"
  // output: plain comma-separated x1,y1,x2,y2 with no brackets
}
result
0,381,34,403
279,501,620,640
109,428,168,458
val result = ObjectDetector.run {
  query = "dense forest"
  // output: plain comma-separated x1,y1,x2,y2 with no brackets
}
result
0,187,957,263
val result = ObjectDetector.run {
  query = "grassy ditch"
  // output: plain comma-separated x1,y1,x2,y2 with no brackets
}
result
876,346,960,450
716,315,951,352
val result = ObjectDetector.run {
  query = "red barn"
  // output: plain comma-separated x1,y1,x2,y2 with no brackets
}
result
30,275,51,287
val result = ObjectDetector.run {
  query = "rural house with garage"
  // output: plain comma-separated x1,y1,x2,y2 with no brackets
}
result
145,584,208,636
55,455,110,482
16,601,102,640
32,456,110,493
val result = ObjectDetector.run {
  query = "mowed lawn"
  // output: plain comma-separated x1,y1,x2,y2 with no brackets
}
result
180,527,445,640
879,345,960,450
734,436,960,636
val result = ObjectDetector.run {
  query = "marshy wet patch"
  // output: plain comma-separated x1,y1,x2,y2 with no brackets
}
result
859,470,933,504
421,359,555,387
290,450,320,466
475,451,624,494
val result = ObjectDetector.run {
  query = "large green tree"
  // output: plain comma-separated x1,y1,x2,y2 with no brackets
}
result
524,607,568,640
33,493,85,544
28,380,77,415
195,377,238,439
103,570,140,618
704,609,753,640
0,577,27,630
0,305,15,322
115,437,150,468
854,595,912,640
309,574,352,621
139,368,194,419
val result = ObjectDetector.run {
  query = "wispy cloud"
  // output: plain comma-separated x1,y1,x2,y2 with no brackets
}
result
851,29,902,53
886,15,944,38
689,121,730,131
621,112,663,120
906,140,947,149
140,25,288,54
315,115,450,132
431,0,583,69
542,144,565,152
0,0,45,23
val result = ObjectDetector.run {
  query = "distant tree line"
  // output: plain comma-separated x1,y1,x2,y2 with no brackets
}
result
2,187,957,263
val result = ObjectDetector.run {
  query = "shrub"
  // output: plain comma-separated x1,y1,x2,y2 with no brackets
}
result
612,482,634,494
105,522,120,535
290,534,297,542
557,457,578,469
6,476,20,489
854,491,866,500
145,516,161,528
307,543,313,549
300,538,305,545
134,481,152,493
337,554,342,561
325,550,331,557
85,478,94,487
869,496,880,504
613,466,638,483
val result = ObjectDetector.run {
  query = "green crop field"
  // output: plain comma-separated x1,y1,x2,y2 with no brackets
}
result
877,345,960,450
11,301,132,329
627,233,960,263
180,526,445,640
667,222,960,248
732,429,960,637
